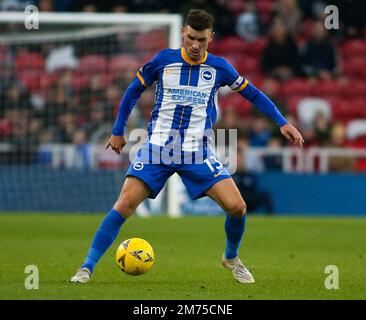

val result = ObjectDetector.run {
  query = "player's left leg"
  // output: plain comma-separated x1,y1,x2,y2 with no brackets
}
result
205,178,255,283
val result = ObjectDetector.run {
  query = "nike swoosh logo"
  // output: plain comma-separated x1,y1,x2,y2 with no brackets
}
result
214,170,223,177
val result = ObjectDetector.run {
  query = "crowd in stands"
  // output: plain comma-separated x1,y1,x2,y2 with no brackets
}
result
0,0,366,172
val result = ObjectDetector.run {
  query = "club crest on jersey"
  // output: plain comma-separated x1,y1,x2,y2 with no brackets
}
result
133,161,144,171
201,69,214,83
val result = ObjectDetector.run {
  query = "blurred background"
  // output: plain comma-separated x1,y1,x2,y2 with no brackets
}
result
0,0,365,216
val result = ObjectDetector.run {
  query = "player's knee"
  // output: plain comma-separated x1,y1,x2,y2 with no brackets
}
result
227,200,246,218
113,198,136,218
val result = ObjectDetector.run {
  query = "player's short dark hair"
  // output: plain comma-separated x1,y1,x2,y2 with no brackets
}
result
184,9,215,31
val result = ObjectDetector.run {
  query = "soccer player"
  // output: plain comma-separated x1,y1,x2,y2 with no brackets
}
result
71,9,304,284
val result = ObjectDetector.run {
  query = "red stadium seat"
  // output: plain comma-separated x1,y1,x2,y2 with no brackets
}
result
311,80,346,97
350,98,366,118
285,95,303,114
225,0,245,17
245,37,267,56
341,39,366,58
217,36,249,55
329,98,359,122
341,57,366,77
135,30,167,54
281,79,314,97
208,39,220,55
342,80,366,98
70,71,89,92
78,54,108,74
109,54,139,75
18,70,42,92
219,93,251,116
235,57,260,75
15,51,44,71
256,0,275,25
40,72,59,91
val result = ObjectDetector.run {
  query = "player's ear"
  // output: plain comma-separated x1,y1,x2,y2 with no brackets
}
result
209,31,215,42
181,26,186,37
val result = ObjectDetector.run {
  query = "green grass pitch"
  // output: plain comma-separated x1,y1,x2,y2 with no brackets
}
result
0,213,365,300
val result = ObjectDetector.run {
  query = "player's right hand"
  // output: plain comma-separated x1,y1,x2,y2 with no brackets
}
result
106,135,127,155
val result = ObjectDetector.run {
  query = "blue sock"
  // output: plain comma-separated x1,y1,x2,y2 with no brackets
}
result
81,209,125,273
224,214,247,259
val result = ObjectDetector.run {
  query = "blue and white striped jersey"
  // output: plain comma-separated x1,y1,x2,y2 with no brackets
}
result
136,48,248,152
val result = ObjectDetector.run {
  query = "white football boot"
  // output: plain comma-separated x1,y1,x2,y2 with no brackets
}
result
70,268,92,283
222,255,255,284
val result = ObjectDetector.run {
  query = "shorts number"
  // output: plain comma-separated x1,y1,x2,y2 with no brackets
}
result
204,156,223,173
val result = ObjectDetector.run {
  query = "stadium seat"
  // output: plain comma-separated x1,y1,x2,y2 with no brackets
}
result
311,80,346,97
245,37,267,56
281,79,314,98
329,98,356,122
342,80,366,98
285,95,303,114
218,36,249,55
341,57,366,77
225,0,245,16
78,54,108,74
352,98,366,117
40,72,59,91
109,54,140,75
256,0,275,26
208,39,220,55
18,70,43,92
235,57,260,74
135,30,167,54
70,71,89,92
15,51,45,71
341,39,366,57
219,92,252,116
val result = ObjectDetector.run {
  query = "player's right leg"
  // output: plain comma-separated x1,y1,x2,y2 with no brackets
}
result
70,176,150,283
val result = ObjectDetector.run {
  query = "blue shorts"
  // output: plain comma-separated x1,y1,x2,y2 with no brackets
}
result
126,143,231,200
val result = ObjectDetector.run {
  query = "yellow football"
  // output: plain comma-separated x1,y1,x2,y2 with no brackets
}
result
116,238,154,275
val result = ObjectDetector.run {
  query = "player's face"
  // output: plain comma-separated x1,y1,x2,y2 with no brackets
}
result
181,25,213,61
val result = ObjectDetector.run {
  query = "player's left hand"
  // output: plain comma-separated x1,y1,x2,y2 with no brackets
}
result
106,135,127,155
280,123,304,148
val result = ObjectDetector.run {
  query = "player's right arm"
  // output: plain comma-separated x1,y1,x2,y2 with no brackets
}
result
107,52,162,154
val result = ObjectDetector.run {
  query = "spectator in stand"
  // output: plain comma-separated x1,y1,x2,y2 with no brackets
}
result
71,129,90,169
4,84,31,111
313,110,330,146
327,122,355,172
233,145,274,214
273,0,302,36
42,86,71,128
104,85,121,123
5,109,38,164
259,78,289,117
302,20,337,79
263,136,283,171
79,74,104,118
53,111,76,143
235,0,261,43
261,18,302,80
248,117,271,147
83,103,112,143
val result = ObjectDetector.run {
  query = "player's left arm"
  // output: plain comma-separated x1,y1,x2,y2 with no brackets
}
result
238,82,304,148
